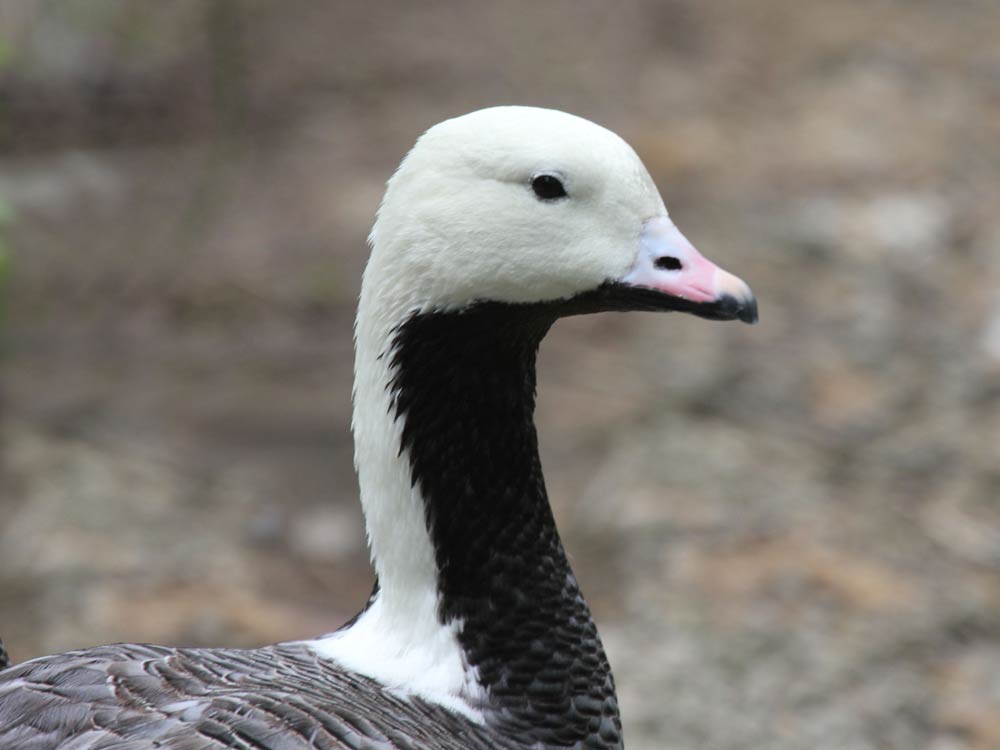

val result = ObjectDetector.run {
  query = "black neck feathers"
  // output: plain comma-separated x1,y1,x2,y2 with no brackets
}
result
388,302,622,750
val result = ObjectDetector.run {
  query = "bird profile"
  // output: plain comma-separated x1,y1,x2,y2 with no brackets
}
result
0,106,756,750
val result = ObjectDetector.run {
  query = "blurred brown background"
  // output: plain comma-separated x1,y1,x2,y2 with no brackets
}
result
1,2,999,748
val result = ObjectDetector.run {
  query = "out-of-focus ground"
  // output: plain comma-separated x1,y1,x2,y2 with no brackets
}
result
1,2,999,748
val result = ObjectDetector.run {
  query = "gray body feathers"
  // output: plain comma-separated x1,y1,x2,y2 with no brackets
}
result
0,643,513,750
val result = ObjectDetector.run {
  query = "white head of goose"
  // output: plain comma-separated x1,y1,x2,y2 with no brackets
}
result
0,106,756,750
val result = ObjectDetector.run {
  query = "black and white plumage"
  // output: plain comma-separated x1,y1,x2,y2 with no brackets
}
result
0,106,757,749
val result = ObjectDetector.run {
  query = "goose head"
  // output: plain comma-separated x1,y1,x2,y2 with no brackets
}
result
364,105,757,324
338,107,759,727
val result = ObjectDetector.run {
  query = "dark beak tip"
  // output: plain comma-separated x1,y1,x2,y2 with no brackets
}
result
739,297,759,325
718,293,759,325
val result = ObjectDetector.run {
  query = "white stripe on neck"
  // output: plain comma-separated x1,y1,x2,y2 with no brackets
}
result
301,262,486,720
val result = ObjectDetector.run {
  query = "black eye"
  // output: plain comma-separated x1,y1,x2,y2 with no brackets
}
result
531,174,567,201
654,256,683,271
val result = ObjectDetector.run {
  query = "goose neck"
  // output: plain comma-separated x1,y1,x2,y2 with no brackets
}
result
351,298,621,747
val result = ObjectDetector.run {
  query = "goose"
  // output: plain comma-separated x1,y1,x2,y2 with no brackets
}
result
0,106,757,750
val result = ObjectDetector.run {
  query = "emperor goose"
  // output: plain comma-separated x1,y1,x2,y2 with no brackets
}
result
0,106,757,750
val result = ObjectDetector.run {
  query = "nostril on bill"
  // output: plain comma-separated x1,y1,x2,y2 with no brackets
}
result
654,256,683,271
